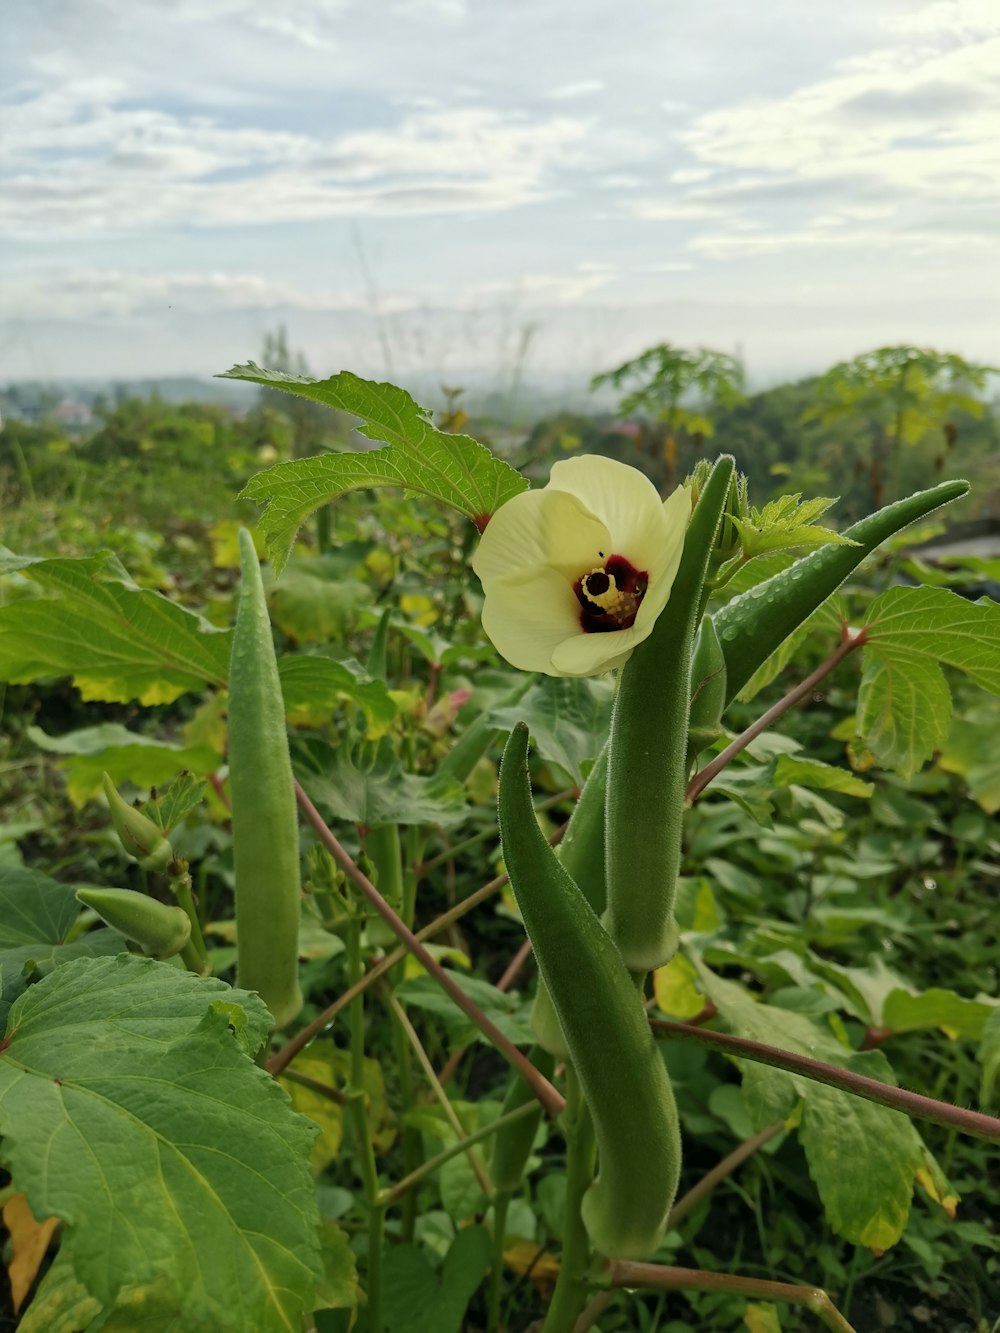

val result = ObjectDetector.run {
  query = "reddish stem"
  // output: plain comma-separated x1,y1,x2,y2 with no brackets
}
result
652,1018,1000,1142
293,779,565,1119
687,626,866,803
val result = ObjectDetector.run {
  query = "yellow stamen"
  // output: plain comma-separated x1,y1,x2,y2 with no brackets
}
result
582,567,626,613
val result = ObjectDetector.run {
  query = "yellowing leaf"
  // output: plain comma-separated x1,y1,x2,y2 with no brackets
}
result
744,1303,783,1333
279,1045,345,1175
3,1192,59,1313
653,953,705,1019
502,1241,560,1299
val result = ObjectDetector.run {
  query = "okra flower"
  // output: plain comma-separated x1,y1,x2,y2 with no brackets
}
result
473,455,690,676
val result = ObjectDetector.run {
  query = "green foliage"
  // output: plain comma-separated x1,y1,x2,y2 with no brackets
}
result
0,867,124,1025
0,955,323,1330
858,586,1000,776
692,961,927,1251
224,366,528,572
2,371,998,1331
0,548,230,704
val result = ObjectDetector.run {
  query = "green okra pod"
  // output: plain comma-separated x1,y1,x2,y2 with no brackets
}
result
715,478,970,704
605,457,735,973
686,616,728,761
229,528,303,1029
531,744,608,1056
499,724,681,1259
488,1044,556,1194
76,887,191,959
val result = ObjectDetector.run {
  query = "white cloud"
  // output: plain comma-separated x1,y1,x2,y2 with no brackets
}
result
0,94,604,236
546,79,605,100
2,268,373,321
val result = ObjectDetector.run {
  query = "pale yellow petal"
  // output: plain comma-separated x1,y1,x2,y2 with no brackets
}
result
548,456,665,566
481,566,583,674
630,483,692,631
473,488,610,586
549,621,650,676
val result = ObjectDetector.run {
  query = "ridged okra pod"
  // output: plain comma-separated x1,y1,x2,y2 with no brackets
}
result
605,456,735,973
229,528,303,1029
715,478,969,703
531,744,608,1056
499,724,681,1259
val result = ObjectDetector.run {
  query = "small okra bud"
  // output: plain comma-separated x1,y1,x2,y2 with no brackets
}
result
102,773,174,873
76,887,191,959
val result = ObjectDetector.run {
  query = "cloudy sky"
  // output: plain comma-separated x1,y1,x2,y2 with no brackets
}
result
2,0,999,389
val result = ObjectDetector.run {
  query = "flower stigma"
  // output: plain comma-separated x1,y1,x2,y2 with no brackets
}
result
575,555,648,632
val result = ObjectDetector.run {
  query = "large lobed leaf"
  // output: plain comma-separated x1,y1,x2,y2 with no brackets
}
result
224,365,528,573
0,550,231,704
0,955,322,1330
692,960,926,1251
859,586,1000,777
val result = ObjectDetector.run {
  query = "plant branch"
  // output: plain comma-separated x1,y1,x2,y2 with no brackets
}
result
292,779,566,1119
280,1067,349,1107
383,988,494,1198
652,1019,1000,1142
379,1102,537,1208
667,1121,784,1228
604,1262,855,1333
686,627,866,802
268,811,567,1079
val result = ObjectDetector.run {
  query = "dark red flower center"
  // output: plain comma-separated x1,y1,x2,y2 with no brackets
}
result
574,554,648,633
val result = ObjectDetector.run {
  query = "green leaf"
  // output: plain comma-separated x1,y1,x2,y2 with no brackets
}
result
224,366,528,574
488,675,614,787
0,552,231,704
382,1225,491,1333
27,723,219,806
692,959,925,1251
278,655,398,736
267,559,370,643
0,955,321,1330
732,494,858,560
881,988,996,1040
396,973,534,1049
143,773,209,834
859,587,1000,776
0,867,123,1026
979,1009,1000,1112
772,755,874,799
297,738,468,827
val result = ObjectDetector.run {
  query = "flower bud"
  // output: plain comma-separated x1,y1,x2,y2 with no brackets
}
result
102,773,174,873
76,887,191,959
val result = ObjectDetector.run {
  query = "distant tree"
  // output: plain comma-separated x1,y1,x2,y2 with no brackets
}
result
257,326,329,462
803,345,997,507
590,343,745,490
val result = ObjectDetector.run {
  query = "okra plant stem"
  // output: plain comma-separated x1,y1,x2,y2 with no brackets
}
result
541,1065,596,1333
602,1263,856,1333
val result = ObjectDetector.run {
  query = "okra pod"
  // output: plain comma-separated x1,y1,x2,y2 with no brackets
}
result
605,457,734,972
715,478,969,703
499,724,681,1259
229,528,303,1029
